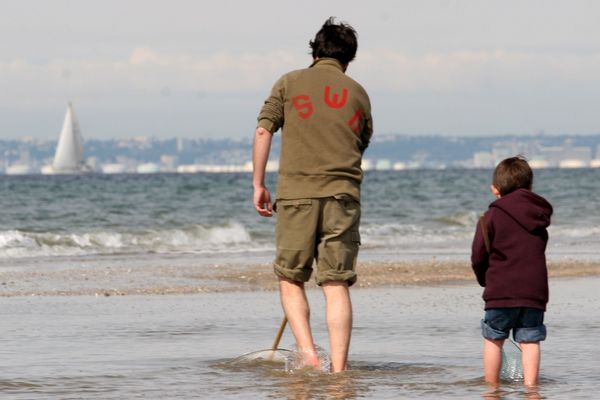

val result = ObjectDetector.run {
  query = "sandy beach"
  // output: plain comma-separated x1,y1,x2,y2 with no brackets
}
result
2,259,599,297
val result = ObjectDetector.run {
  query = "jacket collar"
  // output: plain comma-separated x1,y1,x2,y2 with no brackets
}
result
309,57,345,72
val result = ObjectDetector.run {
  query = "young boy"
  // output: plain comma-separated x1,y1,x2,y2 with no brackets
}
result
471,156,553,386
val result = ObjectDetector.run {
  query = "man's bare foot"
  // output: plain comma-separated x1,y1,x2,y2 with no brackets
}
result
300,349,320,369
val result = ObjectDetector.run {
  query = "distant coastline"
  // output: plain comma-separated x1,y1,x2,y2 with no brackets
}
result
2,133,600,175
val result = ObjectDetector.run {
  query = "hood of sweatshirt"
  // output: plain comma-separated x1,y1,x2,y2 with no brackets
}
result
490,189,553,232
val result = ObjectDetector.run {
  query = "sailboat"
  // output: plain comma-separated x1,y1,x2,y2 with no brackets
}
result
41,102,92,175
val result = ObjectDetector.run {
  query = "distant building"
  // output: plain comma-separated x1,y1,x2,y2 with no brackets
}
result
176,137,187,153
491,140,533,161
86,156,99,171
528,159,551,169
101,163,127,174
537,139,592,167
393,161,407,171
559,159,587,169
176,160,265,174
100,155,136,174
591,144,600,168
5,148,38,175
6,164,37,175
160,155,178,171
375,159,392,170
473,152,495,168
137,163,161,174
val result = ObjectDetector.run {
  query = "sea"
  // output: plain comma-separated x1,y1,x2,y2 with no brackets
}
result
1,169,599,399
1,168,599,264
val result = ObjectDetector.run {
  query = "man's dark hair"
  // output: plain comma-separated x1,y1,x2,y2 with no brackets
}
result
309,17,358,65
493,156,533,196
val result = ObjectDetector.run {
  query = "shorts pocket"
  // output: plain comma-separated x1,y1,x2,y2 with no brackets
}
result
277,199,313,208
275,198,318,271
276,199,315,250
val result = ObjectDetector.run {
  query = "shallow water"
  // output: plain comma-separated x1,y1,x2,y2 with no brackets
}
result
1,277,598,399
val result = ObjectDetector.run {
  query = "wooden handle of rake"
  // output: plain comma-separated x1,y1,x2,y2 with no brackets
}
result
271,316,288,350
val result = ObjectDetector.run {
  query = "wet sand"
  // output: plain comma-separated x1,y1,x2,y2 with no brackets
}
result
1,259,599,297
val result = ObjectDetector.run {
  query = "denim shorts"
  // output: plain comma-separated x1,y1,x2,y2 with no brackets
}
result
481,307,546,343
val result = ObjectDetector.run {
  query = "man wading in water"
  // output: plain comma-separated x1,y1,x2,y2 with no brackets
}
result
252,17,373,372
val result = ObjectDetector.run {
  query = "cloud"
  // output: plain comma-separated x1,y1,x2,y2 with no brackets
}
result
1,46,600,107
2,45,600,139
129,47,162,66
353,48,600,92
0,47,309,99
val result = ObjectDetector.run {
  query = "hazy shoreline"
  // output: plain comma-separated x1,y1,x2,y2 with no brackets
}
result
1,259,599,297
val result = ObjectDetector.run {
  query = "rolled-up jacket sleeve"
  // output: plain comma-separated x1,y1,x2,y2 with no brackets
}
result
359,109,373,153
257,77,285,133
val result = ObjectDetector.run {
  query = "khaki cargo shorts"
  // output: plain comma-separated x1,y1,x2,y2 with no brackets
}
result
274,195,361,286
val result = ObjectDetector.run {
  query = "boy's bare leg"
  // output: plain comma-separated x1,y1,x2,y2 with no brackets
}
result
322,281,352,373
483,338,505,385
278,277,319,367
520,342,541,386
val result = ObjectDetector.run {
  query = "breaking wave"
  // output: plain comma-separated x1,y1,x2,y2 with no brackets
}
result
359,221,600,257
2,221,598,260
0,222,270,258
360,222,473,248
433,211,480,227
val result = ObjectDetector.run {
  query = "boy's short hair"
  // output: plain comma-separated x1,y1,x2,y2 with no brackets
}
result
493,156,533,196
309,17,358,65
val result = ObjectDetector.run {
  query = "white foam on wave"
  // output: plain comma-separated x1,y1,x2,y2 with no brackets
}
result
546,225,600,258
3,220,597,260
352,219,595,255
0,221,266,259
433,211,480,227
360,221,600,258
0,230,35,248
549,225,600,239
360,222,473,250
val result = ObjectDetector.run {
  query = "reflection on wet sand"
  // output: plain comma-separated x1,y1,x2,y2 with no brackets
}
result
275,372,361,400
482,384,542,400
218,358,447,400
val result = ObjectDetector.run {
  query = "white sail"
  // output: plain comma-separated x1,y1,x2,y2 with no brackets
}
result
51,102,86,172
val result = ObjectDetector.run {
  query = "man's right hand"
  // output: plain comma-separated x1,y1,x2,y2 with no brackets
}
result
254,186,273,217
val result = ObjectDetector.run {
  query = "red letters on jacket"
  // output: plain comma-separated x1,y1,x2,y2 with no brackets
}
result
291,86,364,134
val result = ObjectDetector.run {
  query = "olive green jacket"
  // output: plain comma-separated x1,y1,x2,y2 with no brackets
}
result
257,58,373,201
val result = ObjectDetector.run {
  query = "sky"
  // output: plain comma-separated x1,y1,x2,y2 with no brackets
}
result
1,0,599,140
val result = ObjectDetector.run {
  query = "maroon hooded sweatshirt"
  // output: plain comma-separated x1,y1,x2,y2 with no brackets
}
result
471,189,553,311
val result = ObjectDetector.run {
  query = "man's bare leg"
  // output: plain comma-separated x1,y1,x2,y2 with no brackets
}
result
520,342,541,386
483,338,504,385
279,277,319,367
322,281,352,373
